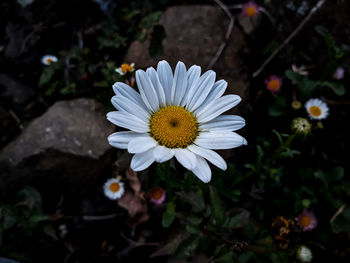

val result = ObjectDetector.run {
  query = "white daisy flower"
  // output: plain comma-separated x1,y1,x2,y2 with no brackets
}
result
305,98,329,120
116,63,135,75
107,60,247,183
41,55,58,65
103,178,125,200
297,245,313,263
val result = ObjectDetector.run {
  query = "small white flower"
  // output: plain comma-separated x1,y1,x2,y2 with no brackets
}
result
292,64,309,76
116,63,135,75
305,98,329,120
107,60,247,183
297,246,313,263
103,178,125,200
41,55,58,66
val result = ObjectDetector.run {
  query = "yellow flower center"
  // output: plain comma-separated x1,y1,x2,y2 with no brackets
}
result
245,6,257,17
292,101,302,109
121,63,133,73
151,188,163,200
309,106,321,117
109,182,120,192
299,215,311,227
268,80,281,91
46,58,53,64
149,106,198,148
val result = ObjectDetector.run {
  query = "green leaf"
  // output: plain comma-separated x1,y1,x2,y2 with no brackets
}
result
209,186,226,226
162,202,176,228
213,251,235,263
272,130,283,145
175,235,200,258
319,81,345,96
39,67,55,87
268,97,288,117
137,11,163,41
314,170,330,187
185,225,200,234
223,209,250,229
28,214,50,224
175,191,205,212
332,167,344,182
279,148,300,158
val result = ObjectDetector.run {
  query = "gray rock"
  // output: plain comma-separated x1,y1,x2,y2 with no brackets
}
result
124,5,249,99
0,98,115,165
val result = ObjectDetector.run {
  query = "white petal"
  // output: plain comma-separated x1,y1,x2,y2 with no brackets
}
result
157,60,173,105
128,136,157,154
130,150,155,171
196,95,241,123
188,144,227,170
107,111,148,133
147,67,166,107
181,65,201,106
111,95,150,120
171,61,188,105
112,82,145,107
200,115,246,132
195,131,247,150
194,80,227,114
108,131,148,149
187,70,216,111
174,148,197,170
153,145,175,162
192,156,211,183
136,70,159,112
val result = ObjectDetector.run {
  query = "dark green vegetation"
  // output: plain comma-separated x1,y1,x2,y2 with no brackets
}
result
0,0,349,262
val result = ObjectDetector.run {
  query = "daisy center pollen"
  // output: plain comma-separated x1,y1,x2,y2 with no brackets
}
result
151,189,163,200
245,6,257,17
268,80,280,91
149,106,198,148
121,64,133,73
109,182,120,192
300,215,311,227
309,106,321,117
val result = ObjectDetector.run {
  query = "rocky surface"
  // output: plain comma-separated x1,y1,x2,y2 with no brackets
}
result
124,5,249,100
0,98,115,165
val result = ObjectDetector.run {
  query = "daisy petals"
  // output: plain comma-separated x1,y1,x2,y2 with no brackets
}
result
147,67,166,107
136,70,159,112
200,115,246,132
128,136,157,154
187,70,216,111
108,131,147,149
197,95,241,123
111,95,150,119
157,60,173,105
188,144,227,170
112,82,145,106
131,150,155,171
171,61,187,105
107,111,148,133
154,145,175,162
195,131,247,150
174,148,197,170
192,156,211,183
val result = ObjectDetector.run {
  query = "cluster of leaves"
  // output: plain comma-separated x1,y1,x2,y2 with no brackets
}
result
0,187,64,262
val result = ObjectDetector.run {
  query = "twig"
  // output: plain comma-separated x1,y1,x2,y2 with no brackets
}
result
9,109,23,130
82,213,120,221
252,0,327,78
207,0,235,70
330,204,346,223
